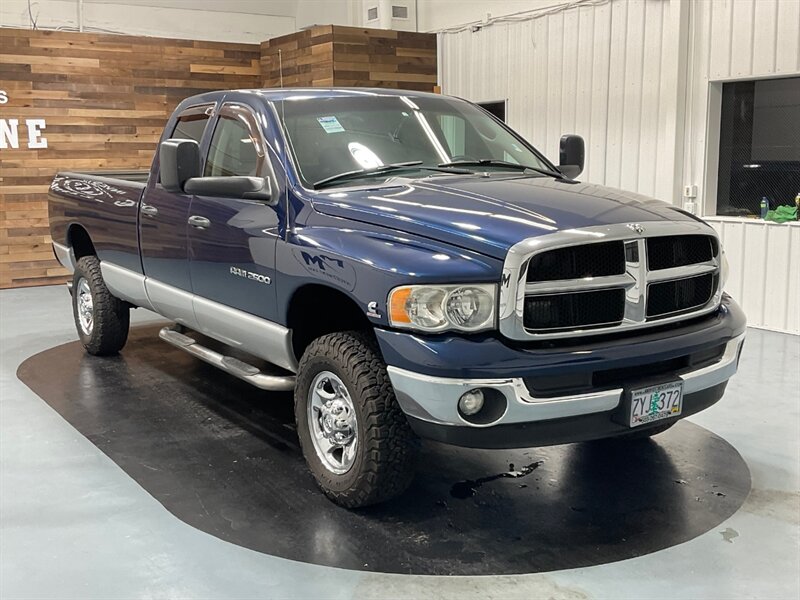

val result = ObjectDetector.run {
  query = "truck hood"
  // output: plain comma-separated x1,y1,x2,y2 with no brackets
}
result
310,175,698,260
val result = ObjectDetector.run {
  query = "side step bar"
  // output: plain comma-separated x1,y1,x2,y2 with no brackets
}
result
158,327,296,392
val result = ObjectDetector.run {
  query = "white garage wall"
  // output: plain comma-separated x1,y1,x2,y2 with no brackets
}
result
0,0,297,43
709,220,800,334
439,0,686,202
686,0,800,335
0,0,364,43
683,0,800,215
416,0,565,32
437,0,800,334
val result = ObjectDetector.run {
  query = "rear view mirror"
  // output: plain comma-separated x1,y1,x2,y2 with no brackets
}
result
559,134,585,179
160,139,200,193
184,176,273,203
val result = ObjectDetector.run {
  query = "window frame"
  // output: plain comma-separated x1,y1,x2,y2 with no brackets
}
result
204,102,271,179
705,74,800,217
169,103,215,144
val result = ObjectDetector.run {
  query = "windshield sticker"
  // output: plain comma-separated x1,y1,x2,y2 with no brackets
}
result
317,116,345,133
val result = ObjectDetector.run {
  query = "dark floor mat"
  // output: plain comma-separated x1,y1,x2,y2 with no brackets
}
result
18,324,751,575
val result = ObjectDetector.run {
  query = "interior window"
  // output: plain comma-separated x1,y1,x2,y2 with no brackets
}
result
170,105,211,143
716,76,800,216
278,95,550,187
205,105,265,177
438,115,466,156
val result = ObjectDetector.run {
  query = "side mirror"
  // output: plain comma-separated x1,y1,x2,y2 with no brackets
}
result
160,139,200,193
184,176,273,202
559,134,585,179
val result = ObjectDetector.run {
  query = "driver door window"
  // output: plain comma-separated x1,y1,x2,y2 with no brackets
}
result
205,105,267,177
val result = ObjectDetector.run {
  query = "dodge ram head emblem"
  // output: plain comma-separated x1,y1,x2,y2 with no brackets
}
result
626,223,645,234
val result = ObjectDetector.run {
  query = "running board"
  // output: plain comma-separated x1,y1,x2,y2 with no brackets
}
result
158,327,296,391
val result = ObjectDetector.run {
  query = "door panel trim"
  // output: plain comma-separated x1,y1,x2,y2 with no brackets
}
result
101,261,297,373
146,279,199,330
101,262,154,311
193,294,298,372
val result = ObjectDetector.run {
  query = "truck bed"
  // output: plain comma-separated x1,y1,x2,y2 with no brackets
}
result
70,170,151,184
49,170,149,274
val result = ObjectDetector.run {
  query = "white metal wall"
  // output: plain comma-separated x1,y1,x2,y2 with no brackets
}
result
439,0,684,202
438,0,800,334
709,220,800,334
684,0,800,216
686,0,800,334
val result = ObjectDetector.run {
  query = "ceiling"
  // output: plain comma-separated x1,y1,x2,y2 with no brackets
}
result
80,0,299,17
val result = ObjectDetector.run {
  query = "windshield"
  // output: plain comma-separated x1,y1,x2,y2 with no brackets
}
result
275,94,552,188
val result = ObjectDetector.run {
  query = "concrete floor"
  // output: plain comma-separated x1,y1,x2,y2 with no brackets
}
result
1,285,798,599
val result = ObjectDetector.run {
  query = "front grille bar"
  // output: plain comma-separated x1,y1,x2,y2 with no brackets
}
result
498,221,724,341
524,273,635,295
647,260,717,282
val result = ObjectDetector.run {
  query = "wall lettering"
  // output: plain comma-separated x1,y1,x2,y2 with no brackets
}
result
0,92,48,149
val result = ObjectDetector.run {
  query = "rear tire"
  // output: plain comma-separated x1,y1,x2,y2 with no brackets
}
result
294,331,418,508
72,256,130,356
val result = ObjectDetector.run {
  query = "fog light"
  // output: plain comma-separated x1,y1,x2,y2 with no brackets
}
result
458,388,485,416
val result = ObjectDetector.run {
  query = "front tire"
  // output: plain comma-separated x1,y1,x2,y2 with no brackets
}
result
294,331,418,508
72,256,130,356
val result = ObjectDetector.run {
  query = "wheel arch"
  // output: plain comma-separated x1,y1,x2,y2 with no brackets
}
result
67,224,96,259
286,283,373,361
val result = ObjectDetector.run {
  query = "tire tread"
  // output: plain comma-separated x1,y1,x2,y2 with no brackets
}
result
295,331,418,508
73,256,129,356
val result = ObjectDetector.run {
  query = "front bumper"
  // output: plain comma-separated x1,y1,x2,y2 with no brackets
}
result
380,296,746,448
406,383,729,448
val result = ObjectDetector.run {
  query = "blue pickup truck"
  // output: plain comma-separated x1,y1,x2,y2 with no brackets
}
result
49,88,746,507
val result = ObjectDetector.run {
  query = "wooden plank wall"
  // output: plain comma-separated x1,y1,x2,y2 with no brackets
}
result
1,25,436,289
0,28,260,289
261,25,437,92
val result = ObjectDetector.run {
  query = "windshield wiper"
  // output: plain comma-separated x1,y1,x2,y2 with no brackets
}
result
438,159,567,180
313,161,471,189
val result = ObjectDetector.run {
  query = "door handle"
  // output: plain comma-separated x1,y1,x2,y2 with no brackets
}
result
140,204,158,217
188,215,211,229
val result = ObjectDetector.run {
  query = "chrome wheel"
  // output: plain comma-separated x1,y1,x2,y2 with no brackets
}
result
76,277,94,336
308,371,358,475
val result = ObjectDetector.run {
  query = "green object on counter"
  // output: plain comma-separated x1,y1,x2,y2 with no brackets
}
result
765,205,798,223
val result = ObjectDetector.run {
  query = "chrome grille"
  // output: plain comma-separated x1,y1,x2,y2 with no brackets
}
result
647,235,717,270
526,241,625,282
647,273,717,318
523,288,625,331
498,222,724,341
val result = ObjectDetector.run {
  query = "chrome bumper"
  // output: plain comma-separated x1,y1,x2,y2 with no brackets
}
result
387,333,745,428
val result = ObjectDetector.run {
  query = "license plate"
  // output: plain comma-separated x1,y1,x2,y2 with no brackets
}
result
629,381,683,427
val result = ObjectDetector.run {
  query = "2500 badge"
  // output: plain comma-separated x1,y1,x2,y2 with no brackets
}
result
230,266,271,285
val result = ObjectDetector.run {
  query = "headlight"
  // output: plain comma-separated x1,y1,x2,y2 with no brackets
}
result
388,284,496,332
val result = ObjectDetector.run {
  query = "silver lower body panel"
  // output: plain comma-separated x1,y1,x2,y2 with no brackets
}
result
98,260,298,373
52,242,75,273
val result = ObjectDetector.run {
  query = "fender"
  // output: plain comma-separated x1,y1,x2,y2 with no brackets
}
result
275,212,502,328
